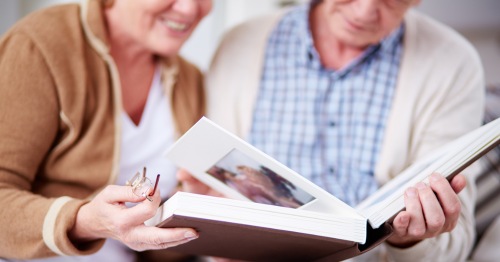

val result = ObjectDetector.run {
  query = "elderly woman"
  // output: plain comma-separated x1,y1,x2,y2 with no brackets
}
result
0,0,211,260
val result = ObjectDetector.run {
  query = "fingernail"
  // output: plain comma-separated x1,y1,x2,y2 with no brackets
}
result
406,187,417,197
430,173,440,182
184,231,198,239
415,182,426,190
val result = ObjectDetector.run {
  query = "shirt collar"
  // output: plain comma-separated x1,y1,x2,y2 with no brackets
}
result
296,4,319,68
379,24,405,55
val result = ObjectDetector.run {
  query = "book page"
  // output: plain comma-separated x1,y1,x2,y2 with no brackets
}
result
357,117,500,227
164,117,361,217
355,127,476,212
147,192,367,243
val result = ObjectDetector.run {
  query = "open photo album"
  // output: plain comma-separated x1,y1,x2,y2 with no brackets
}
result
145,116,500,261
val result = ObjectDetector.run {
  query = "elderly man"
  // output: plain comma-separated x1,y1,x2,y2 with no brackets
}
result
181,0,484,260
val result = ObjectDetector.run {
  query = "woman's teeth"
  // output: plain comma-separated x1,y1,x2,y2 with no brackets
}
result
165,20,188,31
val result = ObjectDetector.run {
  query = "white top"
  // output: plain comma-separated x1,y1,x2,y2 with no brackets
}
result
116,65,178,202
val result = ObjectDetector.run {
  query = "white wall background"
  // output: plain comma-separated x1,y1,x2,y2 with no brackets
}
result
0,0,20,34
416,0,500,84
1,0,499,83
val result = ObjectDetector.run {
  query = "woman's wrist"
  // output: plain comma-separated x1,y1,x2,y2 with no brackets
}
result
68,203,101,244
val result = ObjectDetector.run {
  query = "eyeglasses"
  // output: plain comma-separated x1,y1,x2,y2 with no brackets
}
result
125,167,160,202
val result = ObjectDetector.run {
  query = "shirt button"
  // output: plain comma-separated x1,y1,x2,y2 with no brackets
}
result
329,121,336,127
329,167,335,173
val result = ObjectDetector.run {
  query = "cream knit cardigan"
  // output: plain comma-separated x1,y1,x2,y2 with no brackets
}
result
206,9,485,262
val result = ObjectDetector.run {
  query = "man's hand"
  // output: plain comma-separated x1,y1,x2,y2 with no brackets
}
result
69,185,198,251
176,169,224,197
387,173,466,248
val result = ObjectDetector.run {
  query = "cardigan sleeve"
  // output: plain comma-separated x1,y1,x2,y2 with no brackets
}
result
0,31,103,259
380,12,485,262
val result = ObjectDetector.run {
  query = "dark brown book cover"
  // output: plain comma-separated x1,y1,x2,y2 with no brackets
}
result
158,214,392,262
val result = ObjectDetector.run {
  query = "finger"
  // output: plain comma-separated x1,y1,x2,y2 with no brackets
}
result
128,226,198,250
210,257,240,262
177,169,205,192
429,174,462,232
415,182,444,235
208,189,225,198
177,170,223,196
177,169,197,182
99,185,145,204
449,173,467,194
123,188,162,223
149,238,196,250
404,187,426,238
180,178,210,194
392,211,410,237
144,186,162,203
429,174,462,216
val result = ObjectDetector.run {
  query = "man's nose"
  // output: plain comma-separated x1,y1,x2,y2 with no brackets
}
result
352,0,379,23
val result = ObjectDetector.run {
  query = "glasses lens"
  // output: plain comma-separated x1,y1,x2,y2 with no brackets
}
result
126,172,142,187
132,177,152,197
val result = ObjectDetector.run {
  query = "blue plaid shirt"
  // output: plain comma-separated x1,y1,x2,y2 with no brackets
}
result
248,4,404,206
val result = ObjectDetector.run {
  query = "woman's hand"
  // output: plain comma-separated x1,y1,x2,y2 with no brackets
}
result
176,169,224,197
69,185,198,251
386,173,466,248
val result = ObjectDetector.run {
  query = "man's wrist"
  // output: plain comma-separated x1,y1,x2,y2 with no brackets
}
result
385,235,421,248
